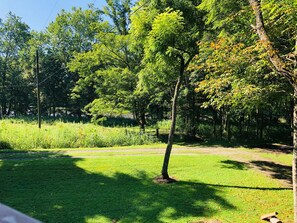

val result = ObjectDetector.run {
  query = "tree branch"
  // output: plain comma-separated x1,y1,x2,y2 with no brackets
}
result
248,0,295,85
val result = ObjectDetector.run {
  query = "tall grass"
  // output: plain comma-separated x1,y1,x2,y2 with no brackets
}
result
0,119,157,150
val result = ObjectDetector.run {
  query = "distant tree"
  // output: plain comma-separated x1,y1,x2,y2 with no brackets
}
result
103,0,131,35
0,13,31,116
69,0,153,130
45,5,103,116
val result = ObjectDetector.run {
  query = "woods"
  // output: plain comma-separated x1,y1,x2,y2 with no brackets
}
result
1,0,297,222
0,1,293,138
0,1,294,142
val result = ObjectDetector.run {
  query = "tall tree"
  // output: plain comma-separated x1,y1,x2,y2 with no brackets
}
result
45,5,103,116
199,0,297,220
247,1,297,221
130,0,204,180
0,12,31,116
68,0,145,125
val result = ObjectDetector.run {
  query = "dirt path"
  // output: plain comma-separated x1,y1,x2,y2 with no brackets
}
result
0,146,292,187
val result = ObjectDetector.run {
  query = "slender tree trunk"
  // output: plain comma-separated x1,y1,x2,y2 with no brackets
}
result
248,0,293,82
0,106,3,119
226,112,231,142
140,110,146,133
260,111,264,140
161,58,185,179
246,114,250,135
256,109,260,138
183,85,197,137
248,0,297,221
7,103,11,116
239,113,244,136
293,36,297,223
1,61,7,116
189,92,196,137
294,85,297,223
213,109,217,137
220,109,224,139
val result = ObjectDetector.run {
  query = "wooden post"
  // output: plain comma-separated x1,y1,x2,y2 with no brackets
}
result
36,50,41,129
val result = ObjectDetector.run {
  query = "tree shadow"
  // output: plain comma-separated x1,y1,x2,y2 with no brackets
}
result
172,138,252,148
220,160,248,170
253,144,293,154
202,183,290,191
172,138,293,154
250,160,292,184
0,150,235,223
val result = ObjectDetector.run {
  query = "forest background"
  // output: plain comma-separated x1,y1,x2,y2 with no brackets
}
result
0,0,294,144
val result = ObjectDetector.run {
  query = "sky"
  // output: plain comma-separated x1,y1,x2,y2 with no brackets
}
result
0,0,107,31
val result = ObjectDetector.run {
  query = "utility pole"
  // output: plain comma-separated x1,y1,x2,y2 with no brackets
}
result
36,50,41,129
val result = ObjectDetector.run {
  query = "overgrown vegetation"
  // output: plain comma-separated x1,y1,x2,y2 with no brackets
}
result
0,119,157,150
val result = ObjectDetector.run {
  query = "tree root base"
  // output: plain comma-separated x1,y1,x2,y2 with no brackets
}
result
153,175,177,184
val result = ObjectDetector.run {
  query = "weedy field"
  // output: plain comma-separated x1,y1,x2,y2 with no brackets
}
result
0,119,157,150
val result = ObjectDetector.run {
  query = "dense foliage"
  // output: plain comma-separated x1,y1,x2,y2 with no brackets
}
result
0,0,295,142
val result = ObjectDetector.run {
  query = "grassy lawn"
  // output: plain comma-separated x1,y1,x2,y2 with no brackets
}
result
0,146,293,223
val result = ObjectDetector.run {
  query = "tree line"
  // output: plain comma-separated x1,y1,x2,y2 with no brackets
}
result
0,0,292,138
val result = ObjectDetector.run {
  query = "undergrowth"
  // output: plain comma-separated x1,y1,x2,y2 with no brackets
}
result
0,119,157,150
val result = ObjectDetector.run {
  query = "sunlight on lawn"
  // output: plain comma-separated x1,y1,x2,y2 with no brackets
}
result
0,151,293,223
73,155,292,223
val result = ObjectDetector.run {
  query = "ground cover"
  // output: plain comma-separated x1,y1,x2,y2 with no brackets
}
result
0,119,157,150
0,145,293,223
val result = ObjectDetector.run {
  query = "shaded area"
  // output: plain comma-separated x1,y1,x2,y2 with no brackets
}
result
0,151,235,223
0,141,13,150
157,133,204,146
202,183,291,191
172,137,293,155
220,160,248,170
251,160,292,184
0,150,66,160
255,144,293,154
0,149,70,163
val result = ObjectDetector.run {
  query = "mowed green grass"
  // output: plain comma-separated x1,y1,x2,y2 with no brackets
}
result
0,148,293,223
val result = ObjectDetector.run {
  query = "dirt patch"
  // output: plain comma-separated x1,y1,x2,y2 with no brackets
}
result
153,175,177,184
192,220,221,223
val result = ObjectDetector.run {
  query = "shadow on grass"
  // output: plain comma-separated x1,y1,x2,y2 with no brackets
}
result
220,160,248,170
0,150,235,223
161,135,293,155
253,144,293,154
250,160,292,185
198,183,291,191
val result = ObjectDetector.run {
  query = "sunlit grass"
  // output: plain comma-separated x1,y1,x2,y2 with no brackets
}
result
0,119,157,150
255,152,292,166
0,149,293,223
